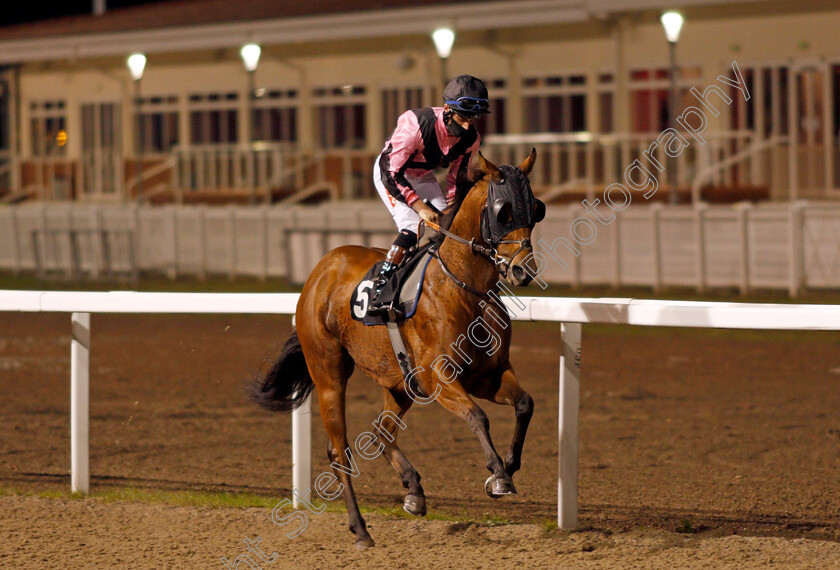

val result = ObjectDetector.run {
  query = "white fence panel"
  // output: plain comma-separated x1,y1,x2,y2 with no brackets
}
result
359,207,397,251
136,206,176,276
69,206,101,275
659,209,699,287
803,207,840,288
579,210,616,286
3,201,840,294
0,209,18,270
747,209,790,289
703,208,744,289
267,208,294,278
533,209,576,285
174,207,205,276
324,206,361,252
617,208,657,287
234,209,267,278
100,206,138,275
40,204,73,273
203,207,236,277
14,206,45,272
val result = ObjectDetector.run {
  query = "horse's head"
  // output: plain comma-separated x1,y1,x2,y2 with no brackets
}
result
475,149,545,287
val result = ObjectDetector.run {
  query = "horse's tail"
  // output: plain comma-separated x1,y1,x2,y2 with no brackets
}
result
248,330,314,412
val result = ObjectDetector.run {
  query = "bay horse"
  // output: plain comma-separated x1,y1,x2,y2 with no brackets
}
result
249,149,544,549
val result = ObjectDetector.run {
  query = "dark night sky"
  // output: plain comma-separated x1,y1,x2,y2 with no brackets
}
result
0,1,170,27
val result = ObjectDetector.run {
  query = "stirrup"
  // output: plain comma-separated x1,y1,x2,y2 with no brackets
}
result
366,286,393,316
367,280,396,317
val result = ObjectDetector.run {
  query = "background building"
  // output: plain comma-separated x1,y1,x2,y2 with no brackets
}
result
0,0,838,205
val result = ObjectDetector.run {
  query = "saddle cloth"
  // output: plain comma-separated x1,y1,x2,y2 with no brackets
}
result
350,242,437,326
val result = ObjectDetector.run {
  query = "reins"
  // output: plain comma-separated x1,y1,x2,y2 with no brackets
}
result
422,219,495,258
430,249,491,299
422,219,531,299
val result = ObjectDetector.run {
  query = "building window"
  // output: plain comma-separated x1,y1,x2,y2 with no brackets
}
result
598,73,615,133
740,65,788,137
313,84,367,149
30,100,67,157
189,92,239,145
522,74,587,133
252,88,298,144
136,95,179,154
476,78,508,136
0,79,9,153
628,66,701,133
381,86,425,137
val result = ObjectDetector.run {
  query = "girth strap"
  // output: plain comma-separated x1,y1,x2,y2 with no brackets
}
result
385,320,427,398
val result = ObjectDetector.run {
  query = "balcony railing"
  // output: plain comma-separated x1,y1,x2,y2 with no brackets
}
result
483,131,783,202
4,132,824,204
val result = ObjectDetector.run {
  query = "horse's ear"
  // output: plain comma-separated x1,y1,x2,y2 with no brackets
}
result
478,151,500,180
518,147,537,176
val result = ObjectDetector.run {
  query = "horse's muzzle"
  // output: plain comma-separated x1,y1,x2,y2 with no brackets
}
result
508,264,533,287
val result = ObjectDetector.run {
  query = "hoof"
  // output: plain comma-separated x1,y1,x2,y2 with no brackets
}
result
484,475,517,498
355,536,375,550
403,494,427,517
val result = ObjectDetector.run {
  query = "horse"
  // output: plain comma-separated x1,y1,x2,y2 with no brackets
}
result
249,149,544,549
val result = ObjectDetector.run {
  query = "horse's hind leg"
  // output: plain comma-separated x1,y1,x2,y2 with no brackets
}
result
471,363,534,478
378,388,426,516
305,340,374,549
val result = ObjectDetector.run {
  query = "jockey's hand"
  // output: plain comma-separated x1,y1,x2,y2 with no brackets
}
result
414,202,440,227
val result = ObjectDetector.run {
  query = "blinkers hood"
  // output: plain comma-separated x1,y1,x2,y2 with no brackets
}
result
480,165,546,247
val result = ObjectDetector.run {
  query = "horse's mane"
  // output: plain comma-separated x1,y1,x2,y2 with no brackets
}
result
430,168,487,245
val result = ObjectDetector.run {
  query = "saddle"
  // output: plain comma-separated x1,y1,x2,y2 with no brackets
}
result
350,242,437,326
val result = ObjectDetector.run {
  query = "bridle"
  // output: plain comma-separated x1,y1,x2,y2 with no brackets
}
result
420,165,544,296
429,215,528,266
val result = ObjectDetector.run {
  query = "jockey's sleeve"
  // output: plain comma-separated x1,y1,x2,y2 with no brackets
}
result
379,111,423,207
445,132,481,202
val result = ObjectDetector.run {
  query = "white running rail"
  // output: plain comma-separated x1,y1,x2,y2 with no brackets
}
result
3,291,840,528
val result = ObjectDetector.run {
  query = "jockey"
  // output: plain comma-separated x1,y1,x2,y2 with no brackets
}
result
367,75,490,316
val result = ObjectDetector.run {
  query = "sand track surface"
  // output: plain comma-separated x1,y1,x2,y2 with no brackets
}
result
1,312,839,568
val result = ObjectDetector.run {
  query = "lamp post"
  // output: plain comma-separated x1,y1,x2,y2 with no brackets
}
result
661,11,684,204
240,43,261,205
127,53,146,199
431,28,455,89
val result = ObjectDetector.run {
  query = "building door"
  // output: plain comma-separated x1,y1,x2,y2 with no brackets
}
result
789,61,839,198
0,75,10,192
80,102,122,200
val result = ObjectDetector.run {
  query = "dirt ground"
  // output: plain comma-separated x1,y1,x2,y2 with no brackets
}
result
1,312,839,568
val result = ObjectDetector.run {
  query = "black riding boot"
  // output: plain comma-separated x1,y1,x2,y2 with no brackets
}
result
366,244,407,317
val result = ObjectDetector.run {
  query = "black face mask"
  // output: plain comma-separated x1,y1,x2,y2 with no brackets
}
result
445,112,469,137
480,165,546,247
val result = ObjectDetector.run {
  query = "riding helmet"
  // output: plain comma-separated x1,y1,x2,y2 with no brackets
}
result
442,75,491,115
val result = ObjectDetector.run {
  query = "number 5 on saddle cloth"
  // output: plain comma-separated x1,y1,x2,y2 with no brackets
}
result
350,241,437,326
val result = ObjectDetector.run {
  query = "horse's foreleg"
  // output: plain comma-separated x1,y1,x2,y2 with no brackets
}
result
472,364,533,477
377,388,426,516
431,380,515,497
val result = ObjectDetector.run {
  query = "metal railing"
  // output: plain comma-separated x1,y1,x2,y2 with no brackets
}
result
5,131,833,204
483,131,767,201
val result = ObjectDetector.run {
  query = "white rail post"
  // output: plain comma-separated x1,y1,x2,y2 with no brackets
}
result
558,321,581,529
70,312,91,494
291,394,312,508
290,313,312,508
